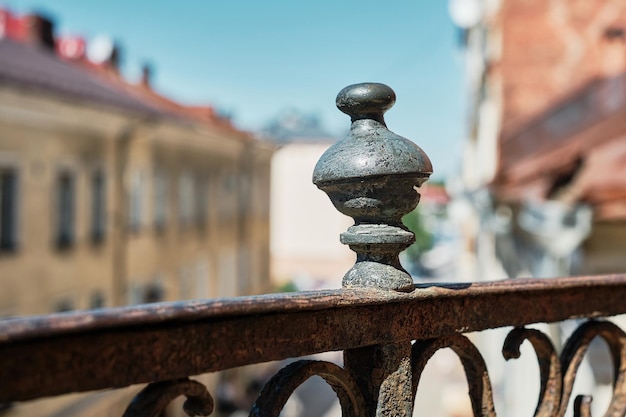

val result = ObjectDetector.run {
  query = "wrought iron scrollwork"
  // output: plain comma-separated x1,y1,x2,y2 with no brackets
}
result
119,321,624,417
410,320,626,417
123,378,214,417
503,327,562,417
249,360,367,417
558,320,626,417
504,321,626,417
412,334,497,417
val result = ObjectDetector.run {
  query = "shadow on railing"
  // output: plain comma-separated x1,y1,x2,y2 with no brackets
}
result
1,84,625,417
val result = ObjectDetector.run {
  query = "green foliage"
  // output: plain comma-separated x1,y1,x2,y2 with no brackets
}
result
275,281,299,293
402,208,434,263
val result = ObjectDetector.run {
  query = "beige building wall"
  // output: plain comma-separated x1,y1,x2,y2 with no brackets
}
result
0,83,273,318
0,88,127,315
270,142,354,290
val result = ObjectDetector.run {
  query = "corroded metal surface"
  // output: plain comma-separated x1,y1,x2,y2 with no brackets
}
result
343,343,413,416
502,328,561,417
313,83,432,182
3,276,624,344
409,321,626,417
1,275,626,402
313,83,432,292
122,378,213,417
313,83,429,416
558,321,626,417
249,360,366,417
412,334,496,417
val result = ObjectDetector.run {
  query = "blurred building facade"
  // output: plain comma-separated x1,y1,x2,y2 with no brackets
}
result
265,111,353,290
0,8,274,417
451,1,626,416
455,0,626,281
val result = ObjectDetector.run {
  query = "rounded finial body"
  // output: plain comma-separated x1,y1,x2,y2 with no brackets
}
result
313,83,433,292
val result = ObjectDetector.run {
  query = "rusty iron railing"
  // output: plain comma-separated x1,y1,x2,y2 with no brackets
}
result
1,83,626,417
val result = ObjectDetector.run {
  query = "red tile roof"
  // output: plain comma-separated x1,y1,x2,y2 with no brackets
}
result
0,7,250,139
0,38,164,116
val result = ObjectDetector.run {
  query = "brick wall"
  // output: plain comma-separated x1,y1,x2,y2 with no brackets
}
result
498,0,626,135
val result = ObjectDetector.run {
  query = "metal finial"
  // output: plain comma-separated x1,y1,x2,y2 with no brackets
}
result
313,83,433,292
335,83,395,125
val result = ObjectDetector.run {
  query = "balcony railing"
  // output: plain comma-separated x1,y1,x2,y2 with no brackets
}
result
1,84,625,417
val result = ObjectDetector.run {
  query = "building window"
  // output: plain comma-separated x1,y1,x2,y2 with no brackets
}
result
90,291,105,309
54,298,74,312
128,171,143,232
55,171,75,248
195,174,208,230
217,171,237,218
90,170,106,243
178,171,194,227
129,280,164,304
144,282,164,303
223,171,236,192
153,171,168,231
0,168,18,252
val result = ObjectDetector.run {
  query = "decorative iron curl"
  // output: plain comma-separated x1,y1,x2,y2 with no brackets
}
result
558,320,626,417
122,378,214,417
249,360,367,417
574,395,593,417
503,327,561,417
412,334,496,417
502,321,626,417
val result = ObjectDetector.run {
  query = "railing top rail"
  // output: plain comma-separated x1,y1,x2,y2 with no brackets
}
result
1,275,625,344
2,274,626,403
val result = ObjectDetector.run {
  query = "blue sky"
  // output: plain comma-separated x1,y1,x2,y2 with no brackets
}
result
2,0,466,179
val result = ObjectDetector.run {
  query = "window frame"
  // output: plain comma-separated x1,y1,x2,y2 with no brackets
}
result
0,166,19,253
90,169,106,244
55,169,76,250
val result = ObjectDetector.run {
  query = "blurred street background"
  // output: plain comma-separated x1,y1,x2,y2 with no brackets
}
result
1,1,626,416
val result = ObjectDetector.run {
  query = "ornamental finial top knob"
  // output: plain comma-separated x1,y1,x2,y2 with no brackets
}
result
335,83,395,125
312,83,433,292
